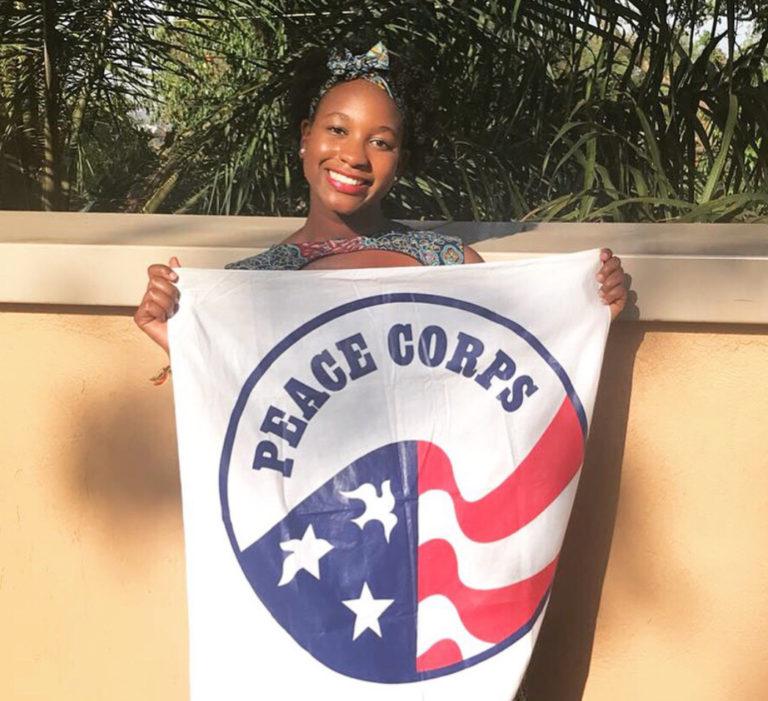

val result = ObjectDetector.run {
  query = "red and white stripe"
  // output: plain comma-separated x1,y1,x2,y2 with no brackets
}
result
415,398,584,672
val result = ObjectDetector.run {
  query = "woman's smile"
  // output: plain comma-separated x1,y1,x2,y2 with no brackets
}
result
325,168,372,195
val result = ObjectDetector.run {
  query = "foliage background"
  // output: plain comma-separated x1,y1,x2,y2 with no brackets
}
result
1,1,766,222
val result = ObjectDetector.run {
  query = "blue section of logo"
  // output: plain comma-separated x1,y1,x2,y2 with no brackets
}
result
239,442,419,683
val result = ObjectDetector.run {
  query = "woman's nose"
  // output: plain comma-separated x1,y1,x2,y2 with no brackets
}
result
338,139,370,171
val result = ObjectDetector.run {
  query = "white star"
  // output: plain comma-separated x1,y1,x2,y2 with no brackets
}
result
342,582,394,641
340,480,398,542
278,524,334,586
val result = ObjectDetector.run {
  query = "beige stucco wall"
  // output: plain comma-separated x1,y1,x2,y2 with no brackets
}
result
0,307,187,700
2,306,767,700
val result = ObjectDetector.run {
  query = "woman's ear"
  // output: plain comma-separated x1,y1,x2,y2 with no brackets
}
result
299,118,312,149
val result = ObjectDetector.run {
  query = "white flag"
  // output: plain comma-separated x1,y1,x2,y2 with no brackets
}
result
168,250,610,701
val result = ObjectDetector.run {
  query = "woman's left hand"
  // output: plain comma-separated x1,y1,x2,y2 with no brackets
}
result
597,248,628,320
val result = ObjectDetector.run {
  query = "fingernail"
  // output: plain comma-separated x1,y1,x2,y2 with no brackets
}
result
597,274,604,282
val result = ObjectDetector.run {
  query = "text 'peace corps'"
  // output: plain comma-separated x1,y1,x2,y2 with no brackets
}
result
254,324,539,477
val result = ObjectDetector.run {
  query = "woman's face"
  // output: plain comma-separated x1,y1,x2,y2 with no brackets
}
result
300,78,404,219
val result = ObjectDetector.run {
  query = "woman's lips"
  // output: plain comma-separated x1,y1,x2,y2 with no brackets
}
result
325,169,370,195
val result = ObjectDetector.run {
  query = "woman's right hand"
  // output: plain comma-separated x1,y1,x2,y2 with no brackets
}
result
133,257,181,354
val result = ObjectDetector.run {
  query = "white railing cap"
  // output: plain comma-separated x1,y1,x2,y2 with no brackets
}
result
2,211,767,323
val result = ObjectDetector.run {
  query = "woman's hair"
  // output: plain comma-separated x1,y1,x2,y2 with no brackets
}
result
284,41,439,174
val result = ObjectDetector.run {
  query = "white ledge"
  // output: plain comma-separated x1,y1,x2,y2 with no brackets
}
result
1,211,767,324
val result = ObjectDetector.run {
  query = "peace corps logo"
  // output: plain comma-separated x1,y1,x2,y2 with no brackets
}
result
220,293,587,683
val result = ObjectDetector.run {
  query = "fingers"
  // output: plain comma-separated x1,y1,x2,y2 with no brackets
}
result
143,298,171,324
600,269,625,294
601,283,627,304
148,286,178,315
598,266,628,322
145,259,181,310
136,260,182,332
148,262,178,283
147,275,180,302
145,266,180,310
135,288,176,325
595,249,628,320
609,297,627,321
134,258,181,353
596,254,621,282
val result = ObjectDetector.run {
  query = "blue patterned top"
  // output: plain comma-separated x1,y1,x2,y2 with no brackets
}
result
225,229,465,270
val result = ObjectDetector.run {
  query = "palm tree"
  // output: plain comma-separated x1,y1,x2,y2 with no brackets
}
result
135,0,767,222
0,0,225,210
3,1,766,221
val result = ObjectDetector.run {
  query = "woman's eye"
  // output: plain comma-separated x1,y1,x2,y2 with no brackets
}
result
371,139,392,150
328,125,346,135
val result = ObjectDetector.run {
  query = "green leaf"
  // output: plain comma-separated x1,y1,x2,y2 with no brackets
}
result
633,103,675,199
700,94,739,204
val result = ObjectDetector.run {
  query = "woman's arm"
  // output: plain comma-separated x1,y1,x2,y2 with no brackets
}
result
463,245,485,263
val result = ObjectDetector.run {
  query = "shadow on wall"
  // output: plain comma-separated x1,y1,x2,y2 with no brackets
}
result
67,373,182,556
522,321,645,701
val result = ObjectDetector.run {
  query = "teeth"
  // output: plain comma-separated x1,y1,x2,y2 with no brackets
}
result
329,170,365,186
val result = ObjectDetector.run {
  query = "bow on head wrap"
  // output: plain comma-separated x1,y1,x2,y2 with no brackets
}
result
309,41,403,116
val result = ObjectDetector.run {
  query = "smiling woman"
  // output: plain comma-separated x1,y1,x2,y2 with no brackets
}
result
298,79,403,232
133,41,628,353
224,42,466,272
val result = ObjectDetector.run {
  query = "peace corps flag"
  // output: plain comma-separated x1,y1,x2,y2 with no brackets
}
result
168,250,610,701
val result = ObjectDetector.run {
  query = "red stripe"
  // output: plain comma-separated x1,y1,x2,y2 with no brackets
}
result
416,639,463,672
418,539,557,643
417,398,583,542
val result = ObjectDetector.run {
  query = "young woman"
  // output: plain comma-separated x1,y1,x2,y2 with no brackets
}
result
134,42,627,352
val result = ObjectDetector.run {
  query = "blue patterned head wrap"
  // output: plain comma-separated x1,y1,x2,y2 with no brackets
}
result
309,41,403,117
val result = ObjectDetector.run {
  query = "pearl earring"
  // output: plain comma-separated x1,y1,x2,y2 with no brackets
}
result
299,147,306,156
